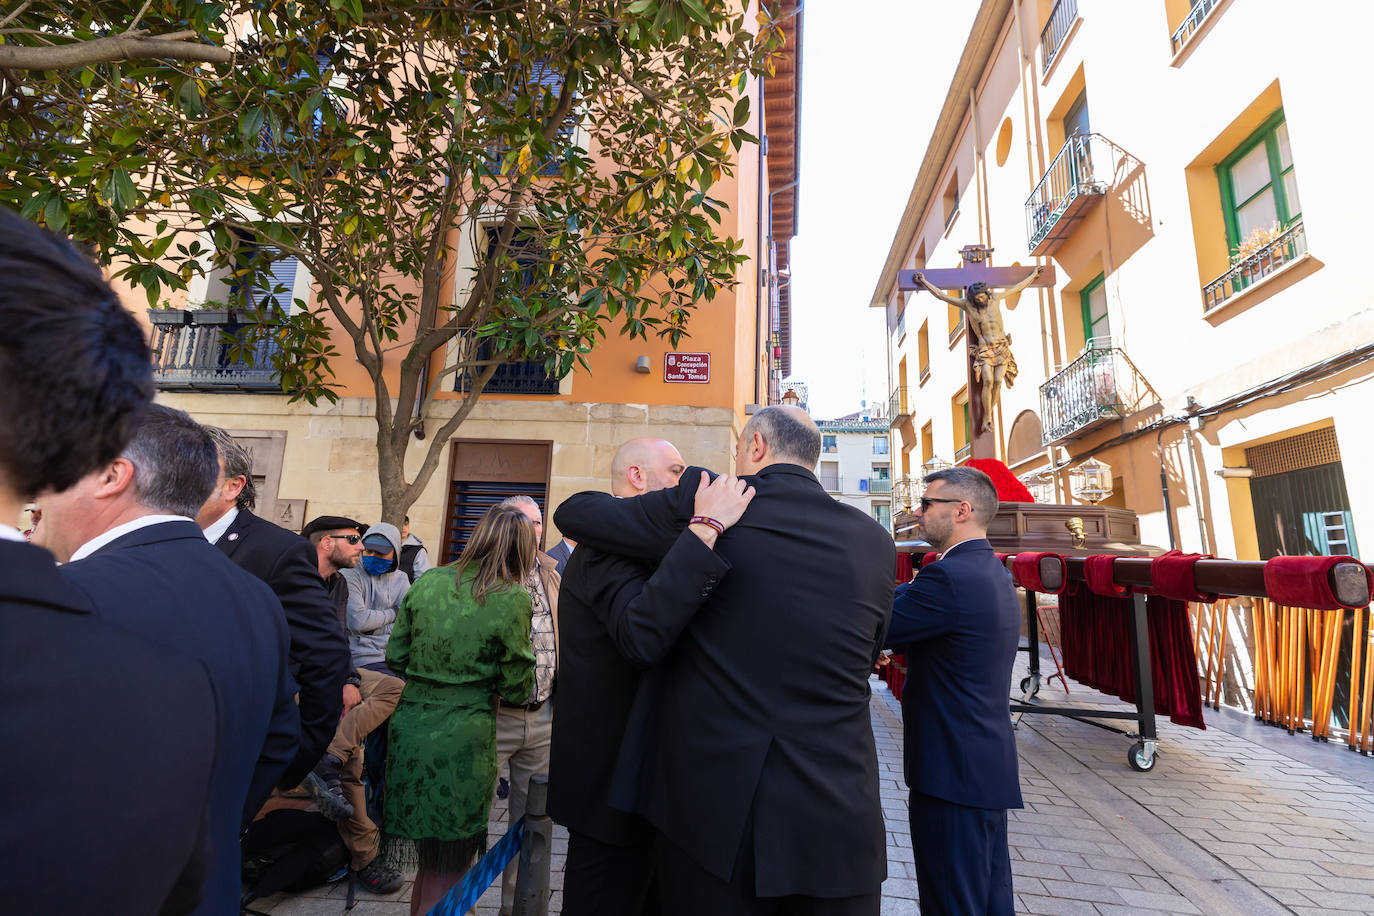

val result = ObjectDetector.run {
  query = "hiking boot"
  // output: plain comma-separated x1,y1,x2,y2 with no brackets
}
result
355,860,404,895
304,753,354,822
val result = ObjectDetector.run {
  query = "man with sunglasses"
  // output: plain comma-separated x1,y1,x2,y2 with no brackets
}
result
886,466,1022,916
300,515,405,894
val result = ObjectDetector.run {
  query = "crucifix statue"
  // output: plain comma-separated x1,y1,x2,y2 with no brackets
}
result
899,245,1054,459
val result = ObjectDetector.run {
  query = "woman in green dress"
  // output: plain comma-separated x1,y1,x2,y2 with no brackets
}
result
383,505,538,916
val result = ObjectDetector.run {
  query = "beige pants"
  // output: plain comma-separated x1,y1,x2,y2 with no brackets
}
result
494,698,554,912
329,668,404,869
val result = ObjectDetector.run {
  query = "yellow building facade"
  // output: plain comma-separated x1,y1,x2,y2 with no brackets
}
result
125,12,802,560
874,0,1373,562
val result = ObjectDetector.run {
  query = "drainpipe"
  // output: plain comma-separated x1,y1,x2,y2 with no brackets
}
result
1156,427,1177,549
755,92,767,406
766,175,800,402
1182,408,1209,552
970,89,986,247
759,2,803,406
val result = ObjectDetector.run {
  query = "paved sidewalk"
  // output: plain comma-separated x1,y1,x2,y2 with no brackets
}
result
252,658,1374,915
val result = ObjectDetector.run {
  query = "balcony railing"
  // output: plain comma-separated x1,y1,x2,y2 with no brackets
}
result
1171,0,1222,55
819,473,840,492
1040,0,1078,72
455,338,562,395
458,360,562,396
889,387,916,427
1203,220,1307,313
868,478,893,495
1039,337,1149,445
149,309,281,392
1025,133,1140,256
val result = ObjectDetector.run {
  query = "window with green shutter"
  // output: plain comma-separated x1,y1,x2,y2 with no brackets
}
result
1079,273,1108,346
1217,110,1302,254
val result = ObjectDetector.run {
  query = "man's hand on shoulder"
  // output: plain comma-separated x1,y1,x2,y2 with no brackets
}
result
688,470,755,548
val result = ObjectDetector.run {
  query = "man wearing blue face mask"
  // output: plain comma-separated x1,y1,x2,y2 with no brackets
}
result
341,523,412,681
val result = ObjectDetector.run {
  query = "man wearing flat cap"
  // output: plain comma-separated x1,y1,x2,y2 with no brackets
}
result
300,515,405,895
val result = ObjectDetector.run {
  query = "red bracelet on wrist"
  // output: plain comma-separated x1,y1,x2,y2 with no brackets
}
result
690,515,726,536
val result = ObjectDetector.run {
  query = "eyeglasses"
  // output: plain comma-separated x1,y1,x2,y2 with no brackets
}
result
325,534,362,544
918,496,965,512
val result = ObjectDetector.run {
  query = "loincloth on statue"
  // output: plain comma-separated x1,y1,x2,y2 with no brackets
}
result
970,337,1018,388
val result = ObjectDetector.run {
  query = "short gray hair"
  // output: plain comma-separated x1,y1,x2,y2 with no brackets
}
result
121,405,220,517
204,426,257,510
499,494,540,514
923,466,999,524
745,406,822,467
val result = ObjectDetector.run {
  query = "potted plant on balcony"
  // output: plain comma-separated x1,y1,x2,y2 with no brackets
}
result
1232,222,1286,277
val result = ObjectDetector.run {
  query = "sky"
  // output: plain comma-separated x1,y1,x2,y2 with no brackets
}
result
785,0,981,420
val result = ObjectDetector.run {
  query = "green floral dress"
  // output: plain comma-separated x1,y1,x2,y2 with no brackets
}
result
383,566,535,871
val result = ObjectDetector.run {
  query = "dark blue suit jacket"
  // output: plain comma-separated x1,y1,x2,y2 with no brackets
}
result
886,538,1022,810
2,538,217,915
61,521,298,916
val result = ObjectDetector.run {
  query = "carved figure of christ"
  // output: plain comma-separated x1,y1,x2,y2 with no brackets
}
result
897,254,1053,453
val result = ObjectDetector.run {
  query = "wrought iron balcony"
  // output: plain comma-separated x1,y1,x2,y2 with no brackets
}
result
1025,133,1139,256
868,477,893,495
1203,220,1307,313
819,472,840,492
1041,0,1078,73
1171,0,1222,54
455,338,562,395
149,309,281,392
1039,337,1146,445
889,387,916,427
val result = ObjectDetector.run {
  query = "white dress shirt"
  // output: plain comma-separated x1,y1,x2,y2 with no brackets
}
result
70,515,192,562
0,523,27,543
202,506,240,545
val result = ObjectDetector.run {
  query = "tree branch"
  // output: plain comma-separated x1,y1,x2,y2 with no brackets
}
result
0,29,232,70
0,1,32,30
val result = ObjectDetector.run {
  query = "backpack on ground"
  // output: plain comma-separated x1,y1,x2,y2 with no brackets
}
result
241,808,349,912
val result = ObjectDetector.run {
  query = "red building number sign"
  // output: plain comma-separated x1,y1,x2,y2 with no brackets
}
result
664,352,711,383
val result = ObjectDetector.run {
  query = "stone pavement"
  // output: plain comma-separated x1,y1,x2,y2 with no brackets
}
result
251,653,1374,915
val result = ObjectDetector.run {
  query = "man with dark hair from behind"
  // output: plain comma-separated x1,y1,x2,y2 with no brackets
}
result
40,404,300,916
0,208,217,915
885,465,1022,916
198,426,353,794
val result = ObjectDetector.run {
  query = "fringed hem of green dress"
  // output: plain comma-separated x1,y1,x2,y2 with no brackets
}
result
382,832,486,874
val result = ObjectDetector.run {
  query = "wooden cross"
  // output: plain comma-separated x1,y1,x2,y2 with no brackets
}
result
898,245,1055,461
896,245,1055,296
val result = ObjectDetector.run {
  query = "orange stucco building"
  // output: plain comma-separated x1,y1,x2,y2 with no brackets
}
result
133,8,803,557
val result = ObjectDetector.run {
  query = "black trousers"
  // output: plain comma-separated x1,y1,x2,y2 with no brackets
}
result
561,829,658,916
908,792,1014,916
654,827,880,916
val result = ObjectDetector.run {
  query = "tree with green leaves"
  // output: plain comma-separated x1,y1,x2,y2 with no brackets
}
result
1,0,784,522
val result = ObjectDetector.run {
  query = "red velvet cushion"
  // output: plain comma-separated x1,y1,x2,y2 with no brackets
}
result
1151,549,1223,603
1083,554,1131,597
1012,552,1067,594
1263,555,1373,610
967,458,1035,502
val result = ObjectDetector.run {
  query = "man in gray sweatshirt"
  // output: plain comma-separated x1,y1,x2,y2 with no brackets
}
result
340,523,411,676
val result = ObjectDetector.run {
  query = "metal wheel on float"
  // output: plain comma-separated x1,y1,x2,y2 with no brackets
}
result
1127,740,1157,772
1019,676,1040,698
